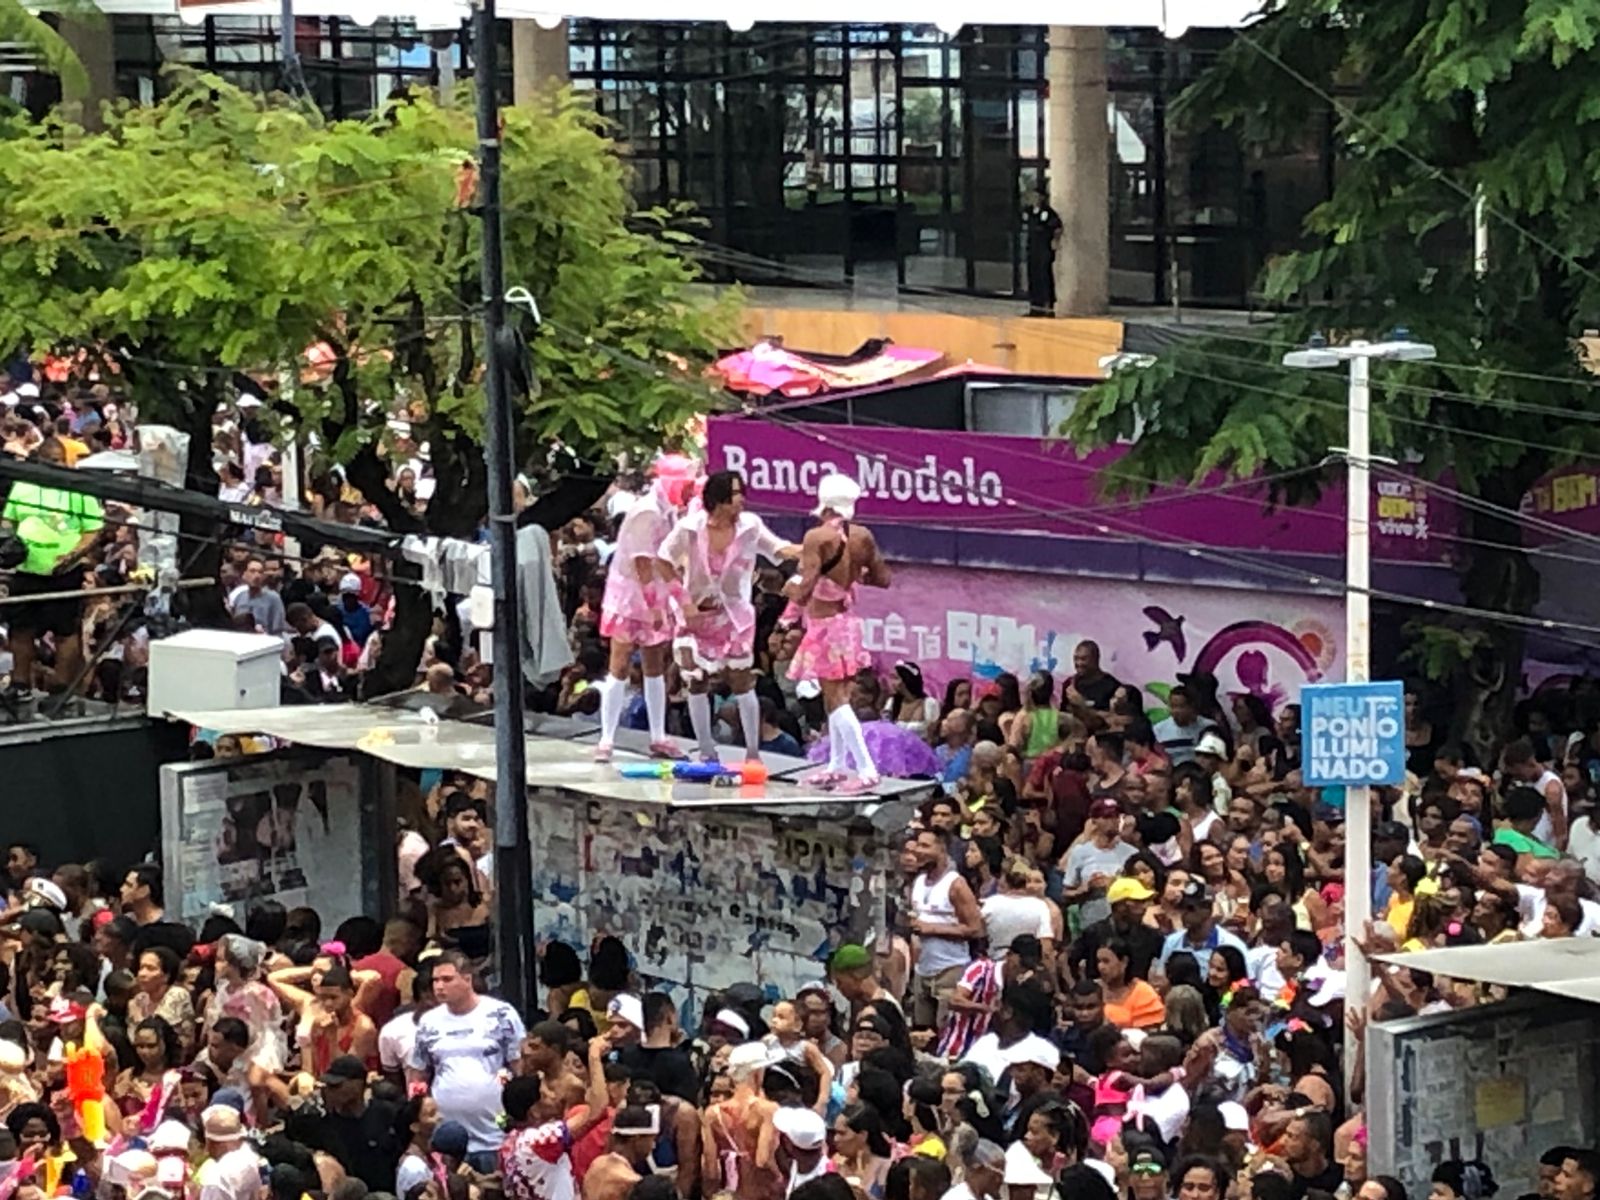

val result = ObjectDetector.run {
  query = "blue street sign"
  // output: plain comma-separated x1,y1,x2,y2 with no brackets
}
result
1301,681,1406,787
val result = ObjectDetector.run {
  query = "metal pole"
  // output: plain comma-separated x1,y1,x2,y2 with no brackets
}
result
1343,346,1372,1095
475,0,534,1018
278,0,304,95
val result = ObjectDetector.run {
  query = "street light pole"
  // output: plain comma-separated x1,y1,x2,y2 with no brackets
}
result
1283,331,1434,1092
474,0,535,1018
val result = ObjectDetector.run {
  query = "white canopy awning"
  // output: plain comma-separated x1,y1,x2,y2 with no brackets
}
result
168,702,934,813
1380,938,1600,1006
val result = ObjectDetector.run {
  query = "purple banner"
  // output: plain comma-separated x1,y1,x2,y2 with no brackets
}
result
852,563,1343,705
1523,466,1600,542
708,417,1456,562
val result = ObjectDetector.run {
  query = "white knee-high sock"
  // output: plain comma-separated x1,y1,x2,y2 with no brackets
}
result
644,675,668,743
827,707,846,773
834,705,876,778
736,690,762,758
687,692,717,757
598,674,625,747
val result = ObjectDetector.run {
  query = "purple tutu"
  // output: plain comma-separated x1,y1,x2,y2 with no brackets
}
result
807,719,942,778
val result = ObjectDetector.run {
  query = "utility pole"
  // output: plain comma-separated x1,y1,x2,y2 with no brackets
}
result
278,0,305,95
1283,329,1435,1094
474,0,535,1018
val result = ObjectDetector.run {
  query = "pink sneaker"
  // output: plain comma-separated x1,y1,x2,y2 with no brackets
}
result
800,768,846,787
832,774,881,796
592,744,614,763
649,740,686,760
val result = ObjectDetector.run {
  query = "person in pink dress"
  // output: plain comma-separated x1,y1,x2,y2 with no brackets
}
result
594,455,698,761
783,474,891,792
656,470,797,762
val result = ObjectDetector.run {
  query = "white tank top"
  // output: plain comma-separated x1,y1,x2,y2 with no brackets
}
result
912,866,971,975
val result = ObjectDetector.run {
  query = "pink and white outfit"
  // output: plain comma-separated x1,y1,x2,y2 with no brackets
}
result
595,456,696,759
658,508,787,760
599,490,680,649
789,478,882,789
658,509,787,676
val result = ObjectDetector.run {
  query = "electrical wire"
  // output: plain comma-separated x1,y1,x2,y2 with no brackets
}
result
719,392,1600,569
1232,26,1600,311
688,238,1600,431
539,313,1600,653
746,407,1600,651
1368,464,1600,557
537,313,1344,524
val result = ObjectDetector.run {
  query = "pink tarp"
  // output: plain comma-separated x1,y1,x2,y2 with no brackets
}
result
711,341,944,398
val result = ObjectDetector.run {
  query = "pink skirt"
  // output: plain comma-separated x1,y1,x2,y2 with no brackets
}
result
679,608,754,672
788,612,870,682
600,608,673,648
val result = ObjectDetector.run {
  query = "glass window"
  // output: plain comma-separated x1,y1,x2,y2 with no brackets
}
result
1017,91,1038,158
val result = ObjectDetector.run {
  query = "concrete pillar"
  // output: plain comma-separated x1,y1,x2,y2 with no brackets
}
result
511,19,568,106
57,15,117,129
1045,25,1111,316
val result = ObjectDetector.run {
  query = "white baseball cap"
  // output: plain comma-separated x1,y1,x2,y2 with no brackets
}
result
1196,731,1229,758
772,1106,827,1150
1218,1101,1250,1132
726,1041,784,1078
22,877,66,912
607,993,644,1031
1003,1036,1060,1072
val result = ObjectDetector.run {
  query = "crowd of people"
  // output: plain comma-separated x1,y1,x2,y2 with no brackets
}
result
8,366,1600,1200
0,714,1598,1200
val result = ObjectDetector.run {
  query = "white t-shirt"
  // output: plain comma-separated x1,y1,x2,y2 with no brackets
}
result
960,1032,1055,1087
1062,839,1137,925
411,998,527,1152
1517,886,1600,938
197,1144,263,1200
1533,768,1569,846
1571,816,1600,886
396,1153,433,1199
980,893,1053,954
379,1010,419,1074
1246,944,1286,997
1141,1078,1191,1144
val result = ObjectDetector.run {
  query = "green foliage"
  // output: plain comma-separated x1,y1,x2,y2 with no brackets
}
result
1064,0,1600,743
1066,0,1600,497
1399,618,1493,683
0,71,734,477
0,0,88,101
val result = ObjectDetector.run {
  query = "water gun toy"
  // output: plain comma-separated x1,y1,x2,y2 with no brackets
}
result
60,998,108,1152
617,760,768,786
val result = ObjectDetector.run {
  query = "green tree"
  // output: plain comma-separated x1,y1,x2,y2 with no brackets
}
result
0,1,87,101
1066,2,1600,756
0,72,734,690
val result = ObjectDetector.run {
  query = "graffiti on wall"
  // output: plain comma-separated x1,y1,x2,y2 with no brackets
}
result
528,794,886,1015
851,564,1343,720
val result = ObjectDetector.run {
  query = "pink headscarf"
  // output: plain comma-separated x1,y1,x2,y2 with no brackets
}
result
653,454,698,508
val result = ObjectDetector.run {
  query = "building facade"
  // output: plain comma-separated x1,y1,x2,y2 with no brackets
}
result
35,16,1334,313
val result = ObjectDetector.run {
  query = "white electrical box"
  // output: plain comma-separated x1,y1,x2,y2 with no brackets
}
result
148,629,285,716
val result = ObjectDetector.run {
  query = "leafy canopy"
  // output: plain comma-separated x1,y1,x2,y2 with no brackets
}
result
0,70,734,475
1066,0,1600,503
